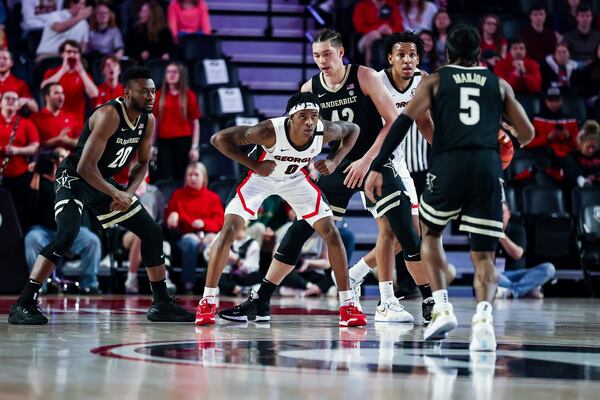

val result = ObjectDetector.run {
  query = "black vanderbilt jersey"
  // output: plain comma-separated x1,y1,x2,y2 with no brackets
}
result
61,97,150,178
431,65,503,155
311,64,383,162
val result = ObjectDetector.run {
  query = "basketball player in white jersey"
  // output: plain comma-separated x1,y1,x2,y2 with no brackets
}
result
195,92,367,327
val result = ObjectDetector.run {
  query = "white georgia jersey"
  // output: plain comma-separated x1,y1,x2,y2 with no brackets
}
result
378,68,424,174
255,116,324,178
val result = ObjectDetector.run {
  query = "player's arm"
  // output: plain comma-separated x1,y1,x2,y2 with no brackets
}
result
370,73,437,173
300,79,312,93
499,78,534,147
210,120,277,177
342,66,400,188
315,120,360,175
126,114,155,196
76,106,132,211
413,71,434,144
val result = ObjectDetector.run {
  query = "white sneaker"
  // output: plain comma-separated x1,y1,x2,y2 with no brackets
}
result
165,277,177,296
124,277,138,294
349,277,363,311
469,313,496,352
375,297,415,322
494,287,511,299
423,303,458,340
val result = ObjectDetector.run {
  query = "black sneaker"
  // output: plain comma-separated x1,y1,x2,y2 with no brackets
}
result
219,292,270,322
422,297,435,325
80,286,102,295
147,297,195,322
8,302,49,325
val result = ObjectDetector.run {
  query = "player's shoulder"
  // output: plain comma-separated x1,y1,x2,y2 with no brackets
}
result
357,65,379,81
300,79,313,93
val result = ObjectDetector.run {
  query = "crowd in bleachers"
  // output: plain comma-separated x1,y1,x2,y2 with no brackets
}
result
0,0,599,296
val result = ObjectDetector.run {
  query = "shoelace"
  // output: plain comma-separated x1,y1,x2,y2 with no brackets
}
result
343,302,362,315
383,299,407,312
199,298,215,313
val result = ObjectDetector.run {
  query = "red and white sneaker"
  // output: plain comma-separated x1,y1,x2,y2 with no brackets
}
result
195,297,216,325
339,301,367,327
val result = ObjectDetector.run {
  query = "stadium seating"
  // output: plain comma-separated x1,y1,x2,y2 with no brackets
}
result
200,144,238,181
571,187,600,218
154,179,183,205
144,59,169,88
577,205,600,296
180,34,222,63
192,59,239,90
208,177,238,206
561,94,588,125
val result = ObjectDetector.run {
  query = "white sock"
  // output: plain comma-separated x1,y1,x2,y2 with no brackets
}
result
339,290,352,304
203,287,218,303
349,258,372,282
433,289,449,308
476,301,493,317
379,281,395,302
126,272,136,282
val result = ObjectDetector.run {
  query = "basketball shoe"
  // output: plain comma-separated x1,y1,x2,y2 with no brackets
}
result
146,297,195,322
195,297,216,325
423,303,458,340
469,313,496,352
219,292,270,322
339,301,367,327
422,297,435,325
8,302,48,325
375,297,414,323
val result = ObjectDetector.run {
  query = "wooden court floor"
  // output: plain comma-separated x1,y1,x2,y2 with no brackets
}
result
1,295,599,399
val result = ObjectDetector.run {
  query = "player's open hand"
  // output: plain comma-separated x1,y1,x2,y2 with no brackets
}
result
254,160,276,176
314,159,336,176
110,190,132,212
343,158,370,188
364,171,383,204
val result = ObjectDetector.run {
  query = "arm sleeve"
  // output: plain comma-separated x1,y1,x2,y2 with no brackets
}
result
113,28,124,50
371,113,414,171
202,192,225,232
25,119,40,144
167,1,180,41
165,190,180,224
187,90,201,120
201,1,212,35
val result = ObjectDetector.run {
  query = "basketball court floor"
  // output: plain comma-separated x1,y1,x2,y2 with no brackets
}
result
1,295,599,399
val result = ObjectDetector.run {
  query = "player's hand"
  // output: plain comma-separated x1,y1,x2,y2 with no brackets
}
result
343,158,371,188
166,212,179,229
192,219,205,230
110,190,132,212
364,171,383,204
254,160,276,176
314,159,336,176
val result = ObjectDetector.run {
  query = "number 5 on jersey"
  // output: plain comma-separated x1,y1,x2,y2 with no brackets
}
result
459,87,480,126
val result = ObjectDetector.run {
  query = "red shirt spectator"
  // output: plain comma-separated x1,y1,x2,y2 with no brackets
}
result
93,55,124,108
30,82,81,149
0,49,38,112
352,0,403,34
520,6,557,65
0,115,39,178
528,88,579,158
166,163,224,234
154,88,201,139
167,0,212,42
40,40,99,126
494,40,541,94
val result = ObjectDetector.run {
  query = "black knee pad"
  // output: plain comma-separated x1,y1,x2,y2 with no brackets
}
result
274,220,315,266
40,201,82,264
120,210,165,267
385,193,422,261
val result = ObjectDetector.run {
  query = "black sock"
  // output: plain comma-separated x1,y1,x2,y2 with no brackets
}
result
150,280,169,303
256,278,277,303
17,279,42,306
418,284,433,301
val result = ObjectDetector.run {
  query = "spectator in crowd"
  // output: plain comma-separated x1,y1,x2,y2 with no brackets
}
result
580,41,600,120
21,0,64,32
496,202,556,299
0,50,39,112
279,231,335,298
30,83,80,150
35,0,92,62
41,40,98,126
563,120,600,188
521,4,557,65
432,10,451,65
93,55,124,107
87,2,124,60
528,87,579,183
126,0,173,63
215,223,262,296
479,13,507,68
418,30,440,73
167,0,212,43
153,62,200,181
25,148,102,294
564,4,600,64
123,175,177,294
399,0,437,32
541,42,579,92
494,38,542,94
553,0,587,34
166,162,224,293
352,0,403,67
0,91,40,229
